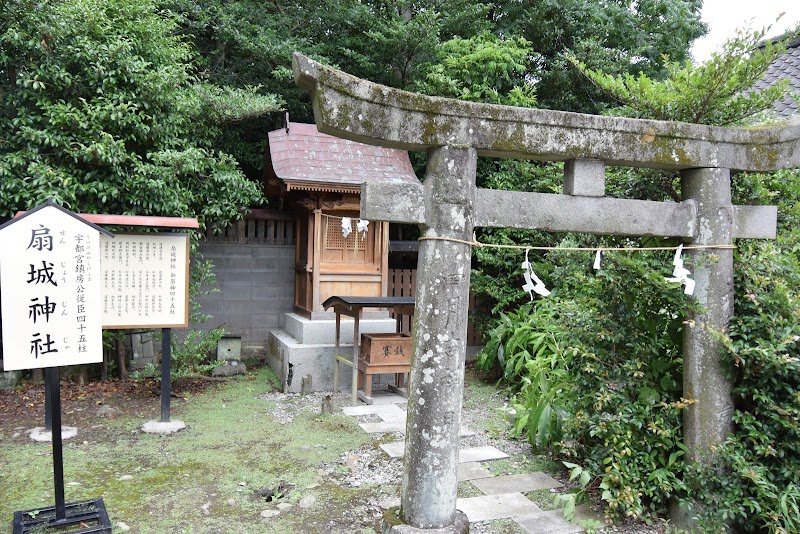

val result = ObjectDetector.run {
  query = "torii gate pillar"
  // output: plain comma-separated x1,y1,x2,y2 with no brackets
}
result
400,146,476,529
681,168,735,461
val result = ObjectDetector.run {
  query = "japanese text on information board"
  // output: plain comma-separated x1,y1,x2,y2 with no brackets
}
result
100,233,189,329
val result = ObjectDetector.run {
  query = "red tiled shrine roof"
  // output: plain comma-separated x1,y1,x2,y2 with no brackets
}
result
266,122,419,193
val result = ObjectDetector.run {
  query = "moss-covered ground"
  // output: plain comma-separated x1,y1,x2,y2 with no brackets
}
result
0,368,375,533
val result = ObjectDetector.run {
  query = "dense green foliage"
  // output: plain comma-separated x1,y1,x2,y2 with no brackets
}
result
572,27,790,125
479,249,697,519
678,170,800,532
0,0,275,225
477,27,800,528
159,0,705,172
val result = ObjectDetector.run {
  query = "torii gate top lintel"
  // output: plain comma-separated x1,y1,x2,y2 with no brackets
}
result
294,52,800,173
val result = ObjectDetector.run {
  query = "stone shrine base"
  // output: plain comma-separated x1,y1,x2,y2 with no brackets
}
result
382,508,469,534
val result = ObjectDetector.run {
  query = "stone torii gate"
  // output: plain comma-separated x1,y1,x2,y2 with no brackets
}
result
293,53,799,531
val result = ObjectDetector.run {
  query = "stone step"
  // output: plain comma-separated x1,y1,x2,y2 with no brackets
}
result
379,442,508,462
342,403,406,419
457,462,494,482
471,472,563,495
456,492,542,522
513,509,583,534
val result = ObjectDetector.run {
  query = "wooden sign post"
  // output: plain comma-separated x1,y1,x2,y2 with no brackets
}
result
0,200,113,533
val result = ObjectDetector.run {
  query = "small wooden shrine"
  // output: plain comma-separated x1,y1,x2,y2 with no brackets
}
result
264,121,419,318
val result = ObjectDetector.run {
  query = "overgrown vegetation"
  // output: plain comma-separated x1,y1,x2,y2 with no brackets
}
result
477,26,800,529
0,0,274,224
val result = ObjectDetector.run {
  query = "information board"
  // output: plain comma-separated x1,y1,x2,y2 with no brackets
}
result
101,233,190,329
0,204,105,371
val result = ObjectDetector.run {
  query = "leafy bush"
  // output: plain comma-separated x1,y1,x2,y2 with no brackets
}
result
478,249,697,519
683,234,800,532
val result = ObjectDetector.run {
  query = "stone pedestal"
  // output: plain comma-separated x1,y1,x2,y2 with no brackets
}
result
382,508,469,534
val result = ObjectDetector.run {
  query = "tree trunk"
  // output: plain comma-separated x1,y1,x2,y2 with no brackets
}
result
100,347,108,382
32,368,43,384
116,336,128,380
78,365,88,386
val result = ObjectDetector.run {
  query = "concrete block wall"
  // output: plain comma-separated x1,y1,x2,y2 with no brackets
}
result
191,243,295,360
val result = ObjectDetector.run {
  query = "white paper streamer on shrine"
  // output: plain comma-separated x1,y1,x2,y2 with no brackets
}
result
341,217,352,238
521,248,550,299
356,219,369,239
665,244,696,295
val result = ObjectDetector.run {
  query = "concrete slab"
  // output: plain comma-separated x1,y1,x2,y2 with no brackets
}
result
472,472,564,495
456,493,541,522
458,462,495,482
459,426,475,437
29,426,78,442
141,420,187,434
513,509,582,534
458,446,509,463
359,421,406,434
342,404,406,418
380,441,406,458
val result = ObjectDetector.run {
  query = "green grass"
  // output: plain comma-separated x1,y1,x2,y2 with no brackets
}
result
0,368,374,533
1,367,572,533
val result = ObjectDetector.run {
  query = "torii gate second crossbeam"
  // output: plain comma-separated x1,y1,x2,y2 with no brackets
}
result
293,52,793,532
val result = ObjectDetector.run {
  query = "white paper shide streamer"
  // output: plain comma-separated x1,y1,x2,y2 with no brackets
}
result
340,217,370,240
521,248,550,299
341,217,352,238
665,244,695,295
356,219,369,239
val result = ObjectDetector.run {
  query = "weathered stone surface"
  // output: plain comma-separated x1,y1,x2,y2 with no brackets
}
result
212,362,247,377
471,473,563,495
733,205,778,239
141,419,186,434
383,507,469,534
360,421,406,434
476,189,697,238
457,462,494,482
380,441,406,458
456,493,541,522
681,167,735,464
564,158,605,197
30,426,78,442
293,51,783,534
342,403,406,419
293,53,800,172
399,146,477,529
513,509,582,534
458,446,509,463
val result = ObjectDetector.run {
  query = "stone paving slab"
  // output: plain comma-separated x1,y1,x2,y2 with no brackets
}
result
342,404,406,418
456,493,542,522
359,421,406,434
513,509,582,534
379,442,509,461
458,445,509,463
471,472,563,495
380,441,406,458
458,462,495,482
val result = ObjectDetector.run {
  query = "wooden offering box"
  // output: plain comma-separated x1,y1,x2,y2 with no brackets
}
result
360,333,412,364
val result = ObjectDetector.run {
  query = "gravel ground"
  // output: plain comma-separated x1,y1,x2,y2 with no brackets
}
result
260,380,669,534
